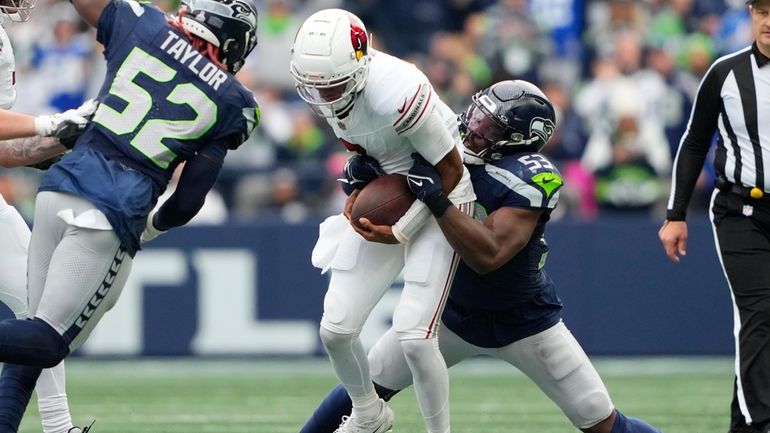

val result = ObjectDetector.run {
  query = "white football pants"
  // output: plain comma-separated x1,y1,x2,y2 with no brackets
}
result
369,320,615,429
318,202,473,433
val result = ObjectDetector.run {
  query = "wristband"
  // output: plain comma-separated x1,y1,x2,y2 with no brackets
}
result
424,193,453,218
34,115,54,136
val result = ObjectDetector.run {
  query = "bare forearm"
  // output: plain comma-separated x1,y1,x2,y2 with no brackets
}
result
0,136,66,168
436,208,510,274
0,111,35,140
436,151,462,194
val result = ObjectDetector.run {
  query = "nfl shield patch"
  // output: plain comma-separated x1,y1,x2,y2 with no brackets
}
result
742,204,754,216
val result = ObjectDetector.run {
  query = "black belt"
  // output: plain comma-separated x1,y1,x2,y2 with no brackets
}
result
715,177,768,201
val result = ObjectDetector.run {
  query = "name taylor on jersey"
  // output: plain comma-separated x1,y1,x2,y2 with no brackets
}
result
159,31,228,91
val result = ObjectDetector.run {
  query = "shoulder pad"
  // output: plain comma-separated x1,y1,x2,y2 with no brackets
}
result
228,104,260,150
486,153,563,209
365,54,435,133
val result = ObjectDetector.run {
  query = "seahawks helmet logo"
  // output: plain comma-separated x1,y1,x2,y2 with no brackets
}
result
231,2,252,20
530,117,555,144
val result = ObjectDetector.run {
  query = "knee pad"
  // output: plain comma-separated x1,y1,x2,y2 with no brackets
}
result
399,338,437,363
319,325,356,352
573,390,613,428
29,318,69,368
0,318,68,368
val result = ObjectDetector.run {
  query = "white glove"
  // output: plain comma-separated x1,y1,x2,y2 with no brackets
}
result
140,211,166,244
34,99,99,137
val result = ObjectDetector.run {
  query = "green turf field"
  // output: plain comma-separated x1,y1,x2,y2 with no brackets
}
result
18,357,734,433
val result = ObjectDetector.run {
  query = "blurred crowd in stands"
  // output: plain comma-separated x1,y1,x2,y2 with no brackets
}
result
2,0,752,224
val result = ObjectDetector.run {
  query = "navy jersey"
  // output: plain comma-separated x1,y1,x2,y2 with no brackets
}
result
442,152,565,348
39,0,258,256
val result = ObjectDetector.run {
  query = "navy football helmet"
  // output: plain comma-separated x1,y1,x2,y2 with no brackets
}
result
178,0,259,73
460,80,556,161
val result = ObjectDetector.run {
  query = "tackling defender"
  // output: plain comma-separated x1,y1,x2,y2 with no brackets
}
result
301,81,662,433
0,0,259,431
0,1,98,432
293,8,475,433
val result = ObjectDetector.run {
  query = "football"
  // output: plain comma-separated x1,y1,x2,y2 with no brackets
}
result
351,174,415,227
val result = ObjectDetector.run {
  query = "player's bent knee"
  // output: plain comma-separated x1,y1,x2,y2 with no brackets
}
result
391,297,427,337
0,317,68,368
398,338,435,362
318,325,356,351
30,318,69,368
573,390,614,429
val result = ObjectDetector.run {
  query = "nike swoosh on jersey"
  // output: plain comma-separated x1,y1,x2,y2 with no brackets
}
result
397,97,407,114
409,178,424,187
531,172,563,199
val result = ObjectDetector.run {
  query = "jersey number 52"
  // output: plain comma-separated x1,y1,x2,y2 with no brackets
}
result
93,47,217,169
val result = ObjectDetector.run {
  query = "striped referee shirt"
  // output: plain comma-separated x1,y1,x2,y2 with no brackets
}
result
667,43,770,220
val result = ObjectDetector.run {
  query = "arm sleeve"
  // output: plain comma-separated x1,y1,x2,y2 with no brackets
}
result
666,66,722,220
153,141,227,230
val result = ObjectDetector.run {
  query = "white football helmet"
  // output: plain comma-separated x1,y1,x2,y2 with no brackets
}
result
290,9,370,118
0,0,35,22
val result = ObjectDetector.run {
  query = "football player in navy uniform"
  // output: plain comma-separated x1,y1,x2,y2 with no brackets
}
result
0,0,259,431
300,81,662,433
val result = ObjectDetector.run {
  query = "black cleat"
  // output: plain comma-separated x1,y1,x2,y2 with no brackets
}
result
68,420,95,433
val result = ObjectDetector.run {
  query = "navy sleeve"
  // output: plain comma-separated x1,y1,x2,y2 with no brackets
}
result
95,0,117,46
96,0,144,56
666,64,723,220
153,141,227,230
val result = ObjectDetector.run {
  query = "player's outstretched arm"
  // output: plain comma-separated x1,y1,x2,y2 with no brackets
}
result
70,0,111,27
0,100,97,165
0,110,38,140
438,205,540,274
0,137,66,168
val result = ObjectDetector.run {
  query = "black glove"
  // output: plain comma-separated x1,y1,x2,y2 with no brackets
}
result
338,153,385,196
56,123,84,150
407,153,453,217
54,99,99,149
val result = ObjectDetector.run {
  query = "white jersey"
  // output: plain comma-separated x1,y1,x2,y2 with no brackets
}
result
0,26,16,110
329,50,474,204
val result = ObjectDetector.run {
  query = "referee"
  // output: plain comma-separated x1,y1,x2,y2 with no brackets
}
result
659,1,770,432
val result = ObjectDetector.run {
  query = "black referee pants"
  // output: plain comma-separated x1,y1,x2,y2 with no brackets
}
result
712,190,770,432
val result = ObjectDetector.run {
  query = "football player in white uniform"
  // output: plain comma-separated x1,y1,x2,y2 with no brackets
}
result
292,9,475,433
0,1,96,432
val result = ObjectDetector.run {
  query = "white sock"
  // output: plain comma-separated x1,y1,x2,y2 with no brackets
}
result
401,338,450,433
350,392,381,421
36,363,74,433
